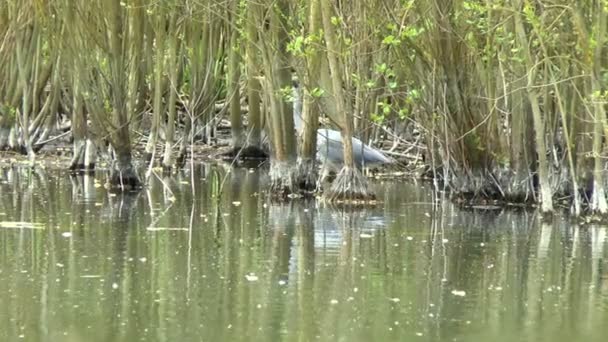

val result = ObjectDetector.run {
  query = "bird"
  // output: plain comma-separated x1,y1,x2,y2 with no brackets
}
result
292,86,392,182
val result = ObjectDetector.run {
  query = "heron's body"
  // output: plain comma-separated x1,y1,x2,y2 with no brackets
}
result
316,128,391,167
292,86,391,184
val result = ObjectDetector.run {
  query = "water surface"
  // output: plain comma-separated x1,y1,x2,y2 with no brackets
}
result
0,166,607,341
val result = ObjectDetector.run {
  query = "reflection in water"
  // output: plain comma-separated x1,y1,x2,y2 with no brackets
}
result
0,166,607,342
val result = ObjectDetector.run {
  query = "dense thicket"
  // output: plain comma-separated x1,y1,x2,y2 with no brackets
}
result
1,1,607,213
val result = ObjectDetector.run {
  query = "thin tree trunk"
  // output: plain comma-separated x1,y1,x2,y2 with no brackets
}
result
590,3,608,215
145,16,166,162
514,3,553,214
228,0,244,152
162,14,180,172
320,0,373,201
260,0,298,196
296,0,322,191
246,0,262,148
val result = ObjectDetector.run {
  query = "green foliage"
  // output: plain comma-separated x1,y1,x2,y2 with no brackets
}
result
281,85,296,103
310,87,325,98
382,34,401,47
287,30,323,58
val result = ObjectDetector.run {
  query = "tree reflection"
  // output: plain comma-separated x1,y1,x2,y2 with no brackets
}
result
0,168,607,341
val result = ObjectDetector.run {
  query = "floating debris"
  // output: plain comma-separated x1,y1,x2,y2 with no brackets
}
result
389,297,401,303
0,221,44,230
245,273,259,282
146,227,188,231
232,201,241,206
61,232,73,238
330,299,339,305
451,290,466,297
360,233,373,238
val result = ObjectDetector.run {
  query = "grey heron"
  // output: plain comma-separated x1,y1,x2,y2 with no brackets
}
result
292,87,392,183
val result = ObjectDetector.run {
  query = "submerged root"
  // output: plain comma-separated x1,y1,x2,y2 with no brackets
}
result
323,166,375,203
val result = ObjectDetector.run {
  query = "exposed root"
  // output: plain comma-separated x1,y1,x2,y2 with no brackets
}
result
84,139,97,171
69,139,86,172
323,166,375,203
295,157,317,193
176,148,188,169
108,157,142,191
269,159,299,199
0,133,9,150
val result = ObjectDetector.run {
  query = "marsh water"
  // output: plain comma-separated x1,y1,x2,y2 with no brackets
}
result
0,165,607,342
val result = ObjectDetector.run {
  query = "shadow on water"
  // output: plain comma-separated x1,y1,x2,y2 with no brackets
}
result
0,165,607,342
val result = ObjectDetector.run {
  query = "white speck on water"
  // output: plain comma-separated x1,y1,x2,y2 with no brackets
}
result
428,313,434,317
353,287,359,293
139,257,147,263
61,232,72,238
360,233,373,238
480,242,485,247
257,304,262,309
407,236,414,241
424,212,430,217
451,290,466,297
330,299,339,305
442,238,449,243
304,208,309,212
56,263,64,268
487,264,494,269
245,273,259,282
416,332,423,336
441,278,448,282
112,283,119,289
278,280,287,286
389,297,400,303
347,296,354,301
232,201,241,206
